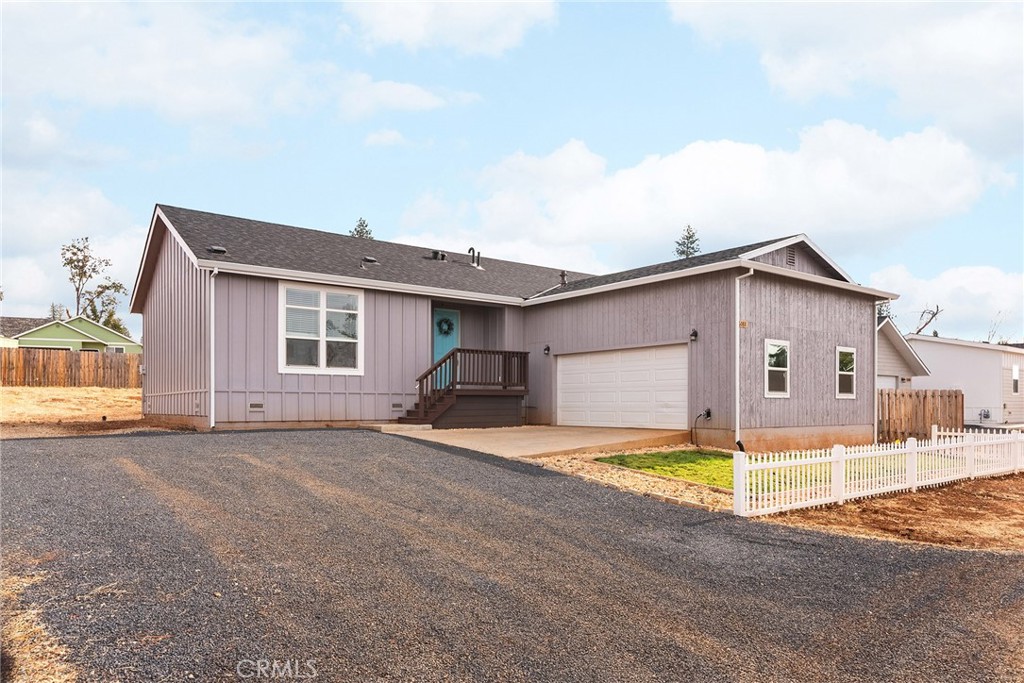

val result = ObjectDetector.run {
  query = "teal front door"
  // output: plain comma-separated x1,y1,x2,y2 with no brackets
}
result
433,308,460,362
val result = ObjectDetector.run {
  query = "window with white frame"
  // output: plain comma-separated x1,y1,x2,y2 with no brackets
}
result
764,339,790,398
836,346,856,399
1013,364,1020,395
280,284,363,374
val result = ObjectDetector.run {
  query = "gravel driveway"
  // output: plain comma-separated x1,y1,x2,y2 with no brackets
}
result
2,429,1021,682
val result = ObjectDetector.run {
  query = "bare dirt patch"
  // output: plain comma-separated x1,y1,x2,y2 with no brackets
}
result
768,474,1024,552
1,552,79,683
538,445,1024,552
0,387,179,439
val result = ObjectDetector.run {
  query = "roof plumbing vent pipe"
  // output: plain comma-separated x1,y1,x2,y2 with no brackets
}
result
468,247,484,269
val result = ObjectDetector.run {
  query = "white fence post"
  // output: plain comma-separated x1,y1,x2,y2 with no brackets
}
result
831,445,846,505
965,433,976,479
930,424,938,443
907,437,918,492
1015,431,1023,474
733,452,747,516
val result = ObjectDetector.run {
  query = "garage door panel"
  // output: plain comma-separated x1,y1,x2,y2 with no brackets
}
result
557,344,687,429
620,370,652,383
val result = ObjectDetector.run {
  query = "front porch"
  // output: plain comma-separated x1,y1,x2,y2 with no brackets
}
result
399,348,529,428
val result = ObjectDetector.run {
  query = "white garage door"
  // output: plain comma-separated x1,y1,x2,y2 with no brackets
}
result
557,344,688,428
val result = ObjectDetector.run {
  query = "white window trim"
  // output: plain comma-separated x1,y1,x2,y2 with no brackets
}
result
1013,364,1020,395
836,346,856,399
764,338,790,399
278,281,365,376
108,345,126,354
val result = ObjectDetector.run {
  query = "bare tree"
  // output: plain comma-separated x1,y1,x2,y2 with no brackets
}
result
60,237,128,327
48,303,67,320
914,304,943,335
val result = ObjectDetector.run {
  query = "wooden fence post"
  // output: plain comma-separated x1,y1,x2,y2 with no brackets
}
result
907,437,918,492
733,452,747,517
930,424,938,443
831,444,846,505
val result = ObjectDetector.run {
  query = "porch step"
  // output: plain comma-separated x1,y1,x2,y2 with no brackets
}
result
397,394,456,424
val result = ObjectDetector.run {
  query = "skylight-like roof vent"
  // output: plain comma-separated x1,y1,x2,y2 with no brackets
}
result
206,245,227,255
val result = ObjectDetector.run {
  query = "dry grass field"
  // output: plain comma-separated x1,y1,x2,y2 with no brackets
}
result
0,387,148,438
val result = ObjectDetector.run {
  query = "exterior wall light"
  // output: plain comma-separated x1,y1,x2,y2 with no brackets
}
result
543,345,551,355
689,329,699,342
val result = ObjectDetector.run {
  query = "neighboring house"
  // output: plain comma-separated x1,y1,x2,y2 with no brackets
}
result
907,335,1024,426
875,317,929,389
0,316,50,348
130,204,898,450
12,315,142,354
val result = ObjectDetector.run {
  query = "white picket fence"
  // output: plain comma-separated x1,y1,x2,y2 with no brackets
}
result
733,427,1024,517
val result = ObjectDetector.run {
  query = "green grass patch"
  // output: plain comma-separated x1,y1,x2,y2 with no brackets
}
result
596,450,734,489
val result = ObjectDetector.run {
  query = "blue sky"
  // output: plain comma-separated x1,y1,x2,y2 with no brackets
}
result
2,1,1022,342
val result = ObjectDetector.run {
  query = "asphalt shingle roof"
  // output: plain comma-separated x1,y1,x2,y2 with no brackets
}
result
158,205,806,301
159,205,592,299
0,316,52,337
529,237,793,298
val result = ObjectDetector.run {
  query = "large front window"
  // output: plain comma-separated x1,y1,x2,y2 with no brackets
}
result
280,283,363,374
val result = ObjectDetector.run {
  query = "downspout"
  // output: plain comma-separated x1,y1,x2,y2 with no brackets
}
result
209,267,219,430
873,298,889,444
734,268,755,444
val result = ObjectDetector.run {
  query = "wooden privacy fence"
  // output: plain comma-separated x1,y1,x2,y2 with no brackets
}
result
733,427,1023,517
0,348,141,388
877,388,963,442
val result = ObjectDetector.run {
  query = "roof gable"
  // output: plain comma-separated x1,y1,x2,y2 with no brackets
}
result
65,316,139,345
876,317,929,377
14,319,106,343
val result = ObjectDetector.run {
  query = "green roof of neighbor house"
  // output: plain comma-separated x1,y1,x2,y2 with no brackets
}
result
14,316,141,352
64,316,141,347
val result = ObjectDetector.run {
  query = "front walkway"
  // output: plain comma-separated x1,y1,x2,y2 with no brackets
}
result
396,425,686,459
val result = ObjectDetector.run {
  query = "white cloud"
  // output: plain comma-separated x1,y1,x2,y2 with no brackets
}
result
2,3,306,123
1,3,475,127
364,129,408,147
870,265,1024,342
1,112,127,169
398,122,1009,272
343,1,557,56
669,2,1024,156
338,73,476,120
0,171,145,335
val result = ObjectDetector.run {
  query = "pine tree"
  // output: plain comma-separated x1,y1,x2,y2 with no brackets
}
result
350,218,374,239
674,225,700,259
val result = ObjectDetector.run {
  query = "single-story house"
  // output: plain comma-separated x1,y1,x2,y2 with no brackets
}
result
0,316,51,348
907,334,1024,426
875,316,929,389
130,204,899,450
10,316,142,353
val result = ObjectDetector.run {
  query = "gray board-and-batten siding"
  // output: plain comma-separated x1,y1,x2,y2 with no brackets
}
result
212,275,526,424
737,273,876,430
522,270,738,431
141,227,211,418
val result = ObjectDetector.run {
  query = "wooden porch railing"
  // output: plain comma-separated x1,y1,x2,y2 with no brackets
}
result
412,348,529,421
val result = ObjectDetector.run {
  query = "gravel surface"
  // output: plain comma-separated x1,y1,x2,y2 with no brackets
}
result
2,429,1022,682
